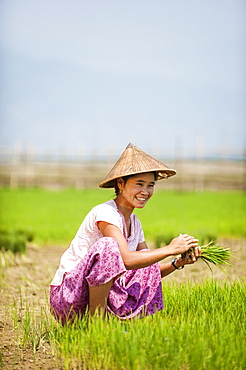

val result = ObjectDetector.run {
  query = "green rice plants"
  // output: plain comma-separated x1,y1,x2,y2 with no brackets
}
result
194,231,218,245
15,228,35,242
8,280,246,370
11,298,49,355
137,190,246,241
0,228,34,254
0,230,26,254
154,232,218,249
200,242,233,270
20,305,44,352
154,233,176,248
0,189,245,245
183,241,233,271
12,300,21,331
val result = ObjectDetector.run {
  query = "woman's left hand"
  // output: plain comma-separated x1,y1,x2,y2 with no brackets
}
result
176,246,201,267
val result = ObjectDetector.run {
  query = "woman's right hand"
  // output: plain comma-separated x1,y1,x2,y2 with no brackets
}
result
168,234,199,255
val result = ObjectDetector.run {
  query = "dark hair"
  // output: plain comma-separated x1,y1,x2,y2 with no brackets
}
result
114,172,157,196
114,175,133,196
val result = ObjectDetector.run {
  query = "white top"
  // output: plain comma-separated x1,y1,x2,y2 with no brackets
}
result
50,199,145,286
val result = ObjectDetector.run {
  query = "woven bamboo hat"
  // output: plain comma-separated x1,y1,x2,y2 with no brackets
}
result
99,143,176,188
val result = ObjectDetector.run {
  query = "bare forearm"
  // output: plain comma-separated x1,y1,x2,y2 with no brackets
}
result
159,257,185,277
123,246,174,270
159,261,177,277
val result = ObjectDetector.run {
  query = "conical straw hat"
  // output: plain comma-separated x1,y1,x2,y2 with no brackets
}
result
99,143,176,188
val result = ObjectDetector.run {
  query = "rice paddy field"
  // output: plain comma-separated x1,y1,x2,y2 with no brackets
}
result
0,188,245,369
0,188,245,245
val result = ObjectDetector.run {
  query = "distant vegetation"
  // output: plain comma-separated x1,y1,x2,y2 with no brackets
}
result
0,188,245,248
0,229,34,254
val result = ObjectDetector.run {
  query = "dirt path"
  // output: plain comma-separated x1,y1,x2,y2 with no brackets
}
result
0,239,245,369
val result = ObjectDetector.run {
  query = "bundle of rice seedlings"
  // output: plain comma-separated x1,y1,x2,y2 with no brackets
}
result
184,241,233,271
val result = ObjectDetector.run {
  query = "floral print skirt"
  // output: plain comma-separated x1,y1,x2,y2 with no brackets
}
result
50,237,164,324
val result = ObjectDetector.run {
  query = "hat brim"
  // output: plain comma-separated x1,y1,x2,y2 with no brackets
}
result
99,168,176,188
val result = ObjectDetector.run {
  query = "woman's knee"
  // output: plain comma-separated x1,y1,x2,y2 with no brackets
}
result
92,237,124,268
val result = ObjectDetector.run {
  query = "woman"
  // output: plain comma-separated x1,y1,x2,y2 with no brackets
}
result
50,143,200,323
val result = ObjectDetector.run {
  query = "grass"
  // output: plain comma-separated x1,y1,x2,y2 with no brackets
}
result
0,188,245,246
1,188,245,368
0,188,112,246
136,189,246,243
0,229,34,254
12,280,246,370
199,242,233,270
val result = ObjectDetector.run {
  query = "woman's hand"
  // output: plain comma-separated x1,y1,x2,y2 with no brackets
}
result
160,245,201,277
175,246,202,268
168,234,199,255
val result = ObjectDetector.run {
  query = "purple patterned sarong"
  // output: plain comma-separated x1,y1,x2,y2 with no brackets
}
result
50,237,164,323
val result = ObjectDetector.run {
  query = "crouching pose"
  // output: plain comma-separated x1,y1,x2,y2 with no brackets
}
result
50,143,200,323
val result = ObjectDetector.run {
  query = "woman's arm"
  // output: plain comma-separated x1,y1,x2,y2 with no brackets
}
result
97,221,198,270
160,247,201,278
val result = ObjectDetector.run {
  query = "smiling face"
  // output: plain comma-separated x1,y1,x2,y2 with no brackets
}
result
116,172,155,211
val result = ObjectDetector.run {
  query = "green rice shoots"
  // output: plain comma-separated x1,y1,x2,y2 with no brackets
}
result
185,241,233,271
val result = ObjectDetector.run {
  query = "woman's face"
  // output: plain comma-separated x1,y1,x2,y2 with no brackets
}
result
117,172,155,210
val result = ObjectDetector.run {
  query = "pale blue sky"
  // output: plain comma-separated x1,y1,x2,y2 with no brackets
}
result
0,0,245,159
